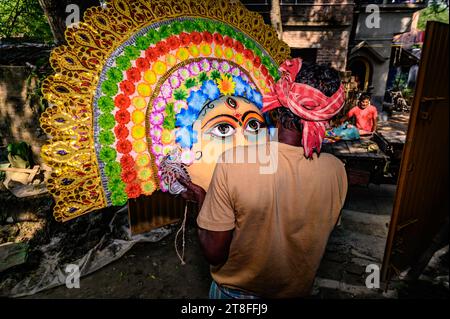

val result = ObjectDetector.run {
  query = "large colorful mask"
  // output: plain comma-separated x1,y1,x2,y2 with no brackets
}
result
40,0,290,222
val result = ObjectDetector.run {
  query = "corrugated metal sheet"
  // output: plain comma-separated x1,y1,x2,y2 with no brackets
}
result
382,22,449,281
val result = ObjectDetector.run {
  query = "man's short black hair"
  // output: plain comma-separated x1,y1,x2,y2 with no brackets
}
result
269,62,341,131
295,62,341,98
359,93,371,101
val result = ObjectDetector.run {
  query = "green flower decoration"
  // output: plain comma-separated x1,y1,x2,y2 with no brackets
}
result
98,96,115,113
106,67,123,83
99,146,117,163
210,70,221,81
147,29,161,44
269,67,278,79
198,72,209,83
171,21,183,35
173,89,188,101
254,47,262,59
124,45,141,60
206,20,216,34
185,78,197,89
159,25,171,39
116,55,132,71
194,19,205,32
235,32,245,44
183,20,196,33
111,190,128,206
99,130,115,146
223,25,235,37
98,113,115,130
101,80,118,97
107,176,124,192
165,102,174,116
136,35,152,50
245,38,256,50
104,162,122,178
163,117,176,130
217,23,228,35
262,56,271,68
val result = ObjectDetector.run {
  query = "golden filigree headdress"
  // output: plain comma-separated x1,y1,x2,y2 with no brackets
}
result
40,0,290,222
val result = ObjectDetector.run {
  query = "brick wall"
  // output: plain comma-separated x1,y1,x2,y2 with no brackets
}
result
246,1,357,71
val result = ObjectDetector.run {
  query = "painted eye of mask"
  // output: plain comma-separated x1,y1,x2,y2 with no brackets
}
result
207,122,236,138
244,118,264,134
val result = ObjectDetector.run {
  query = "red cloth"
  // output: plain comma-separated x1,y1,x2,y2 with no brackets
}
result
262,58,345,158
347,105,378,132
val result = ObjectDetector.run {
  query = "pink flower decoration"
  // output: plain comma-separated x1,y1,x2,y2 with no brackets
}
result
153,97,166,112
231,67,241,77
178,67,189,80
211,60,220,70
200,59,211,73
188,62,200,76
220,61,231,73
169,75,181,89
161,83,172,99
150,112,164,126
151,143,163,156
150,125,162,140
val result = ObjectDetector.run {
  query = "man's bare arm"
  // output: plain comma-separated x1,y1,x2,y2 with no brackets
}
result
198,228,233,266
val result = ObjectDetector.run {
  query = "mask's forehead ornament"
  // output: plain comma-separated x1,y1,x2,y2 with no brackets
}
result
40,0,290,222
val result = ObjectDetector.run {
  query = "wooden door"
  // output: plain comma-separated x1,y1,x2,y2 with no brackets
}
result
381,22,449,282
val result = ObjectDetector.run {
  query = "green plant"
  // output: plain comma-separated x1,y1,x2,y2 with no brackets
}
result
7,141,34,168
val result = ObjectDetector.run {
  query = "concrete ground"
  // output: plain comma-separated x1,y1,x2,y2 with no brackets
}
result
28,183,448,299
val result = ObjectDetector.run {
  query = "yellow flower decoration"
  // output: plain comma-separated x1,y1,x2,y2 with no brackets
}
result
235,53,244,65
166,54,177,66
131,125,146,139
214,46,223,58
161,129,175,145
245,59,254,72
153,61,167,75
176,48,189,61
224,47,234,60
132,110,145,124
131,110,145,124
216,74,235,95
200,44,212,56
137,83,151,97
144,70,157,84
141,180,156,195
132,139,146,153
132,96,146,109
138,167,153,181
136,153,151,167
253,69,261,79
189,45,200,58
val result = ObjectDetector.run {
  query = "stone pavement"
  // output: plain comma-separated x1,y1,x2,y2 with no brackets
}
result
312,184,397,298
312,183,449,299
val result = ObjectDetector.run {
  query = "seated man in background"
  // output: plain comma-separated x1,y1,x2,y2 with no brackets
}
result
345,93,378,135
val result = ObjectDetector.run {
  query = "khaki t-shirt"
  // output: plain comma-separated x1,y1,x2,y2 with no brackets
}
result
197,142,348,298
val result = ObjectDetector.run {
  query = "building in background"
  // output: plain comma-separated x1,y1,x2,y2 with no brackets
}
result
241,0,428,109
347,0,427,108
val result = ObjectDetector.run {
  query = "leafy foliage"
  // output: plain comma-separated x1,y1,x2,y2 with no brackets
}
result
0,0,53,41
418,1,449,31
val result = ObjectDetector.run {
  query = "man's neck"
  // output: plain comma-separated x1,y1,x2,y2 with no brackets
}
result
277,127,302,147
